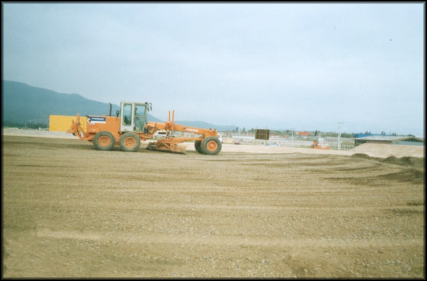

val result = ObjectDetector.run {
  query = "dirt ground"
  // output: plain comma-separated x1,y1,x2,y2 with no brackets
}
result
2,134,425,278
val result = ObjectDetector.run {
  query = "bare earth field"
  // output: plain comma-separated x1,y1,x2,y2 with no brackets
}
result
2,134,425,278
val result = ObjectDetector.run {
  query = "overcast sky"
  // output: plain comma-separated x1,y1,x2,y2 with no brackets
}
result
3,3,424,136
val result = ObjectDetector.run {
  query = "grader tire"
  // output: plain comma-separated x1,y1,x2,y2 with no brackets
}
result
200,136,222,155
94,131,115,151
119,132,141,152
194,140,204,154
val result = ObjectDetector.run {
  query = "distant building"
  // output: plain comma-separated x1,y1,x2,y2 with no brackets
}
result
297,131,310,139
354,133,391,138
297,132,310,136
354,135,424,147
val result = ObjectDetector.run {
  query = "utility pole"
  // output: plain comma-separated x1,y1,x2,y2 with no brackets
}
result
291,128,295,144
337,122,343,150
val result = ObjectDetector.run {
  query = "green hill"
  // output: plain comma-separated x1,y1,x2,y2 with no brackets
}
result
2,80,162,127
2,80,235,131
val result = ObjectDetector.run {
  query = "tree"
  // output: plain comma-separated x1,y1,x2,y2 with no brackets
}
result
341,133,354,138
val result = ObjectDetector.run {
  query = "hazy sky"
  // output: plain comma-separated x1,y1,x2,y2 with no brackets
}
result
3,3,424,135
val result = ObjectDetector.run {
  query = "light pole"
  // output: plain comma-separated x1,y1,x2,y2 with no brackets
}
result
291,128,295,144
337,122,343,150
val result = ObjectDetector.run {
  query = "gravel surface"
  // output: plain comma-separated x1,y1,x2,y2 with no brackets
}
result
2,133,425,278
3,128,424,158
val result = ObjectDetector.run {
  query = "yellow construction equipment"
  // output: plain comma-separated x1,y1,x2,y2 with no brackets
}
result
67,102,221,155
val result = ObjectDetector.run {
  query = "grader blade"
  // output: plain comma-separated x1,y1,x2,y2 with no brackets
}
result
146,141,187,154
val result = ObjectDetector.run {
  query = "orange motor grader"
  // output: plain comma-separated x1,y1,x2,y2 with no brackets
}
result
67,101,222,155
312,137,330,150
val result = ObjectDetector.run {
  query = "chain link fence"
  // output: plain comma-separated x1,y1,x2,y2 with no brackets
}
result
222,135,356,151
324,137,356,151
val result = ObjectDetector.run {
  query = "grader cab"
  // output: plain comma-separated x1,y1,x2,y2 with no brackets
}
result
67,101,222,155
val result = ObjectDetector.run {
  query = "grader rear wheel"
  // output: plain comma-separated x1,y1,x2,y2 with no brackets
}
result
194,140,204,154
119,132,141,152
93,131,116,151
200,136,222,155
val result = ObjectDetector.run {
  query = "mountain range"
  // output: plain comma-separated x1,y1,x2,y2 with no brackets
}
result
2,80,236,131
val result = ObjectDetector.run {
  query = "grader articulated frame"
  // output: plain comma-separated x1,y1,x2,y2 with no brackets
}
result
67,102,222,155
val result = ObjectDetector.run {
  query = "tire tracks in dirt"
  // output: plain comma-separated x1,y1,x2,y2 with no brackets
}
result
35,229,423,248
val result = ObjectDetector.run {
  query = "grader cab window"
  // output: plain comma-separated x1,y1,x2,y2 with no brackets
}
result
123,104,132,125
134,104,147,131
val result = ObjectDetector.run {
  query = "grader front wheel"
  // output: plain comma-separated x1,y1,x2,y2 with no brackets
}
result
119,132,141,152
201,137,222,155
94,131,116,151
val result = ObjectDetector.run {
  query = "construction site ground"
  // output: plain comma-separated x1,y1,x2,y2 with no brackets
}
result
2,130,425,278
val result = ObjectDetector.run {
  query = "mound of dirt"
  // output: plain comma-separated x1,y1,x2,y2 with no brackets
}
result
351,153,424,169
379,169,425,184
351,143,424,159
381,156,425,169
350,153,372,159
